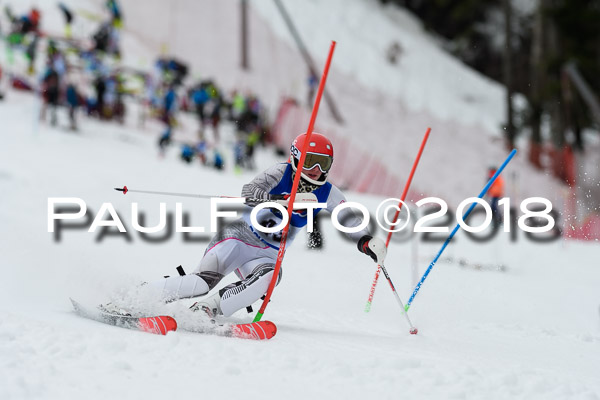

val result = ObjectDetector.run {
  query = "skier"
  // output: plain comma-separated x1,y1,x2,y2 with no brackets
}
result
142,132,387,319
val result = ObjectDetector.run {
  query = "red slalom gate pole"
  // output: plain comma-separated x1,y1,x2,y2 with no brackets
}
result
364,127,431,313
254,41,337,322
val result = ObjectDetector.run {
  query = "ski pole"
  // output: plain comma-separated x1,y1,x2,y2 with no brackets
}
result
254,40,337,322
405,149,517,312
379,262,418,334
365,127,431,312
114,185,269,204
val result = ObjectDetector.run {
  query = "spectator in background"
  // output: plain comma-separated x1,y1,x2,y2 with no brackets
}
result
205,83,222,142
213,148,224,170
163,82,177,123
181,144,194,164
103,74,125,122
25,33,39,75
66,81,80,130
157,84,178,155
195,132,208,165
487,167,505,226
41,63,60,126
231,90,246,121
93,22,111,53
156,58,188,87
234,133,245,172
113,73,126,123
244,129,260,170
191,82,210,132
46,39,59,61
93,22,120,57
94,74,106,119
158,121,173,157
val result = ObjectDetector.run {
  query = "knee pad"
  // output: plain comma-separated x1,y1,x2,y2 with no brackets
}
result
217,263,281,317
196,271,224,290
248,263,282,286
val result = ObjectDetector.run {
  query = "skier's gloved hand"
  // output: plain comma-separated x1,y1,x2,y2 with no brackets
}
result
358,235,387,264
270,193,318,209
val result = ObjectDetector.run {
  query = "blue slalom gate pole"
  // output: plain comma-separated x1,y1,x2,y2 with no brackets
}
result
405,149,517,311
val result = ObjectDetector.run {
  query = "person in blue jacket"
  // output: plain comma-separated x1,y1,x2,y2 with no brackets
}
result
66,82,80,130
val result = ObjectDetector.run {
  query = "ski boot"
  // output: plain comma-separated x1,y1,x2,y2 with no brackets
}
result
189,292,223,319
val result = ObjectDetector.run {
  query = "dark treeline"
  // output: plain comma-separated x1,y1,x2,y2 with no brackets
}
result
381,0,600,182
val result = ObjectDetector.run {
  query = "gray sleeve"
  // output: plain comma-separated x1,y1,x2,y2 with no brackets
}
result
325,185,371,243
241,163,287,202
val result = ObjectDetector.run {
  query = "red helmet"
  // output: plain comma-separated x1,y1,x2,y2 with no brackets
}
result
290,132,334,185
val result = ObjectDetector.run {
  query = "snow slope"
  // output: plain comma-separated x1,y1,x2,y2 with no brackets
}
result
1,1,599,399
110,0,564,208
1,88,600,400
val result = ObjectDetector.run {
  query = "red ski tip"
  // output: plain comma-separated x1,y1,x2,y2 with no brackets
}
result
114,186,128,194
232,321,277,340
138,316,177,335
410,327,418,335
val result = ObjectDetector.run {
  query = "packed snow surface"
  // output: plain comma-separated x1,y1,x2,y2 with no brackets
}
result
1,89,600,400
1,0,599,399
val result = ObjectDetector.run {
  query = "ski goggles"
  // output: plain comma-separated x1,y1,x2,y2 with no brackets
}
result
291,144,333,172
303,152,333,172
